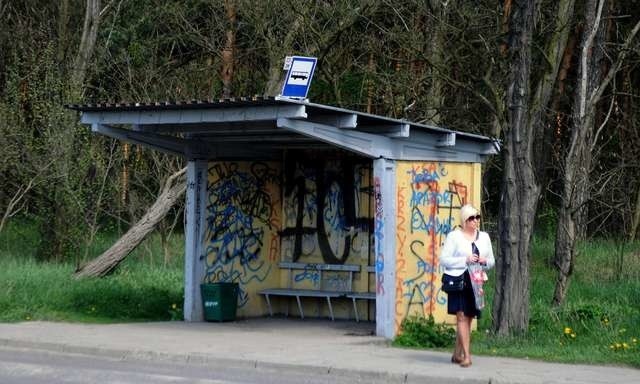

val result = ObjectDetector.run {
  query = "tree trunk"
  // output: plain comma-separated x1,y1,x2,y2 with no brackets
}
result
220,0,236,98
423,0,452,124
493,0,538,336
366,52,375,113
263,15,304,96
553,3,640,304
552,0,605,306
629,89,640,241
57,0,70,63
71,0,101,90
630,183,640,242
530,0,576,176
74,167,186,278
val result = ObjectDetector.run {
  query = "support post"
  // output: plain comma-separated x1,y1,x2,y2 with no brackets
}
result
183,160,208,321
372,158,397,338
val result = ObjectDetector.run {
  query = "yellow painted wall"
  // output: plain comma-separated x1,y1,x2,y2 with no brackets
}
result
279,159,373,319
203,162,282,317
204,158,374,320
394,161,481,334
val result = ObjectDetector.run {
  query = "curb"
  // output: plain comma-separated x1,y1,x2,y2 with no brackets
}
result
0,338,494,384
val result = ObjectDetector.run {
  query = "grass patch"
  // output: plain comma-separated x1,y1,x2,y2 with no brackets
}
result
0,258,184,322
0,220,184,322
2,221,639,367
396,237,640,368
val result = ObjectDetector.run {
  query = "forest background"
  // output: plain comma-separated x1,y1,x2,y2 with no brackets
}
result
0,0,639,364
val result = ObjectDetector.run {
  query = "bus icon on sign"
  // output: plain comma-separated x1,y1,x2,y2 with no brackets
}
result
290,71,308,81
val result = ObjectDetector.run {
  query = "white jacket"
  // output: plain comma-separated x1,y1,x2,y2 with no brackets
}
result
439,229,495,276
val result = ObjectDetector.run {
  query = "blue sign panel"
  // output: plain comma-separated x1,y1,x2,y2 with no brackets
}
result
281,56,317,99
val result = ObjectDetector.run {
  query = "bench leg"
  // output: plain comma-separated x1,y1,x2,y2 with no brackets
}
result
326,297,335,321
295,296,304,319
351,297,359,322
285,298,289,317
264,295,273,317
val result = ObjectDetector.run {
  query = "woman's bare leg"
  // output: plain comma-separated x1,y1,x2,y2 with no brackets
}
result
452,327,463,362
457,312,472,366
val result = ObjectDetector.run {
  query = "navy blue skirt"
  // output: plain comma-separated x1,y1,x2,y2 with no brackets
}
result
446,270,481,319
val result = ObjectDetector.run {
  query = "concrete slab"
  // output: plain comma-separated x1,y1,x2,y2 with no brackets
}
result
0,319,637,384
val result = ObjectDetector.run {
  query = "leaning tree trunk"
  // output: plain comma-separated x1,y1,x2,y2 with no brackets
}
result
493,0,538,335
74,167,186,278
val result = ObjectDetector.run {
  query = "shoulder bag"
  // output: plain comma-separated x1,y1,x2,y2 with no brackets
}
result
441,273,464,292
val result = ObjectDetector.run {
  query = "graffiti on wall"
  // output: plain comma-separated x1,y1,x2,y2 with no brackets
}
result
203,162,281,308
280,158,373,266
374,176,385,295
395,162,475,331
203,156,373,319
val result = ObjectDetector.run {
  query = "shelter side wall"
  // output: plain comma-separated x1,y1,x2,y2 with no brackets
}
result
394,161,481,334
279,158,373,320
204,161,282,318
203,157,374,320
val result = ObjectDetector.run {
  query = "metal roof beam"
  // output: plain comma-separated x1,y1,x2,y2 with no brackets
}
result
193,135,316,143
92,124,185,156
306,113,358,129
435,132,456,147
185,143,278,160
277,118,393,158
357,123,409,138
137,120,279,134
91,124,281,160
81,105,307,125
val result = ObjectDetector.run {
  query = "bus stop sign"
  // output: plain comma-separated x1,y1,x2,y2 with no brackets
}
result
280,56,317,99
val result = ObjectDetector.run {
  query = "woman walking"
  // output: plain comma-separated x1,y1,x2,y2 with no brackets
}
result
439,204,494,367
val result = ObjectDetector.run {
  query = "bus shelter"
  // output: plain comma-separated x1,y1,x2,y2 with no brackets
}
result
69,97,499,339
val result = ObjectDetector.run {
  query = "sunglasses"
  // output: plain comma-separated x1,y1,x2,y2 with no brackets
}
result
466,215,481,222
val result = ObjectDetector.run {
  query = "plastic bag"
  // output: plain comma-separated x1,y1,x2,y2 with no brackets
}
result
467,262,488,310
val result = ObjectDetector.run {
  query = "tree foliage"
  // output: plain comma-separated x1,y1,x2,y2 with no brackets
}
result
1,0,639,332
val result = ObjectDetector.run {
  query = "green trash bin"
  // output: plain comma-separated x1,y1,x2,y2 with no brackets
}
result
200,282,239,322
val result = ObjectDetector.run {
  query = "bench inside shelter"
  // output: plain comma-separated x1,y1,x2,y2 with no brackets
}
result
345,265,376,322
260,262,368,321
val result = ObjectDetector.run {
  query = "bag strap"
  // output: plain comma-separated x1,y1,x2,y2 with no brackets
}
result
472,230,480,257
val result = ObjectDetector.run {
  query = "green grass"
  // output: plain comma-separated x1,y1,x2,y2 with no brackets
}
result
0,220,184,322
397,237,640,368
2,220,639,367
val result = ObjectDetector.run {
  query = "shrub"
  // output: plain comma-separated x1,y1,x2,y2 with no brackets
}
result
394,315,455,348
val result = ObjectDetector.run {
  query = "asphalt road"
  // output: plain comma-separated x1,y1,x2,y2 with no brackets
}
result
0,347,365,384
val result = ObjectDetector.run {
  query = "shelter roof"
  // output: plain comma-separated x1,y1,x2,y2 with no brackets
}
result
67,96,499,162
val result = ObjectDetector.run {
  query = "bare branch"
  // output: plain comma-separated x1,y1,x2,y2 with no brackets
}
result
590,92,616,152
589,18,640,107
578,0,605,120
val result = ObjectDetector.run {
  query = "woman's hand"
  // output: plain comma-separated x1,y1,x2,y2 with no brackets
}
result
467,254,487,264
